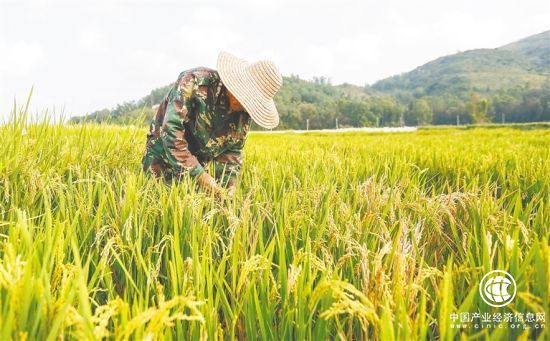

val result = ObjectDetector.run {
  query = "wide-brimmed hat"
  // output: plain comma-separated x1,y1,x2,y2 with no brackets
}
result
217,51,283,129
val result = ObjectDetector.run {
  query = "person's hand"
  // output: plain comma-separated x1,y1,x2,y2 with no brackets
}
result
197,172,222,196
215,186,236,202
197,173,237,202
226,185,237,198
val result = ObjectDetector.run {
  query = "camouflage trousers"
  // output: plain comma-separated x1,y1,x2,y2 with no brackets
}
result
141,137,194,183
142,135,236,187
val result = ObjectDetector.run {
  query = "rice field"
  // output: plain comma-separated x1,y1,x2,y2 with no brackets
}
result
0,108,548,340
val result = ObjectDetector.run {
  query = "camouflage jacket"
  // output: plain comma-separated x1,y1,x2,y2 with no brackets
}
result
141,67,250,187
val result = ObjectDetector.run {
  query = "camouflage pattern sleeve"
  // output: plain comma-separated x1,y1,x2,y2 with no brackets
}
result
212,145,244,188
161,72,205,179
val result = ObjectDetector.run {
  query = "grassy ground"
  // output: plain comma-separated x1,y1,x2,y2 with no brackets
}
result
0,111,548,339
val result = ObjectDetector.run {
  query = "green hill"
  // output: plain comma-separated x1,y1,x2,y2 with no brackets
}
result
372,31,549,97
499,30,549,70
71,31,550,128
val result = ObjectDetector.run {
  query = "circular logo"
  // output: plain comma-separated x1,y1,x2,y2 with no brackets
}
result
479,270,517,307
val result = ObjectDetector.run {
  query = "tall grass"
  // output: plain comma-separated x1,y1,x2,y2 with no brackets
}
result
0,103,548,340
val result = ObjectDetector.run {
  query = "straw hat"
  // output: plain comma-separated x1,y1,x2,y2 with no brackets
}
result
217,51,283,129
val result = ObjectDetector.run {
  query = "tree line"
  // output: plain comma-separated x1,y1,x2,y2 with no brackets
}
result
274,76,549,129
71,75,550,129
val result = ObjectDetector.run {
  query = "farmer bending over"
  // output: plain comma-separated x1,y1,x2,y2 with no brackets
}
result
142,51,283,197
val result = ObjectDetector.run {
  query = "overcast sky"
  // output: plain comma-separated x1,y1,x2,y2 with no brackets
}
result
1,0,548,119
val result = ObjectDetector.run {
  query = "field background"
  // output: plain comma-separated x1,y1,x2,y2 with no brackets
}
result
72,31,550,130
0,114,548,340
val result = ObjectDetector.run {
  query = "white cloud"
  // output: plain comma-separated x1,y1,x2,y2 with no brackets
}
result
76,28,106,51
0,41,45,77
173,6,244,59
0,0,548,119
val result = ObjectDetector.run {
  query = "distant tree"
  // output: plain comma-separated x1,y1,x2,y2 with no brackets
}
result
337,99,376,126
407,99,433,125
467,93,489,123
491,93,515,122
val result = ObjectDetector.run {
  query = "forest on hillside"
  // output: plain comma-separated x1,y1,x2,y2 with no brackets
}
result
70,75,550,129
